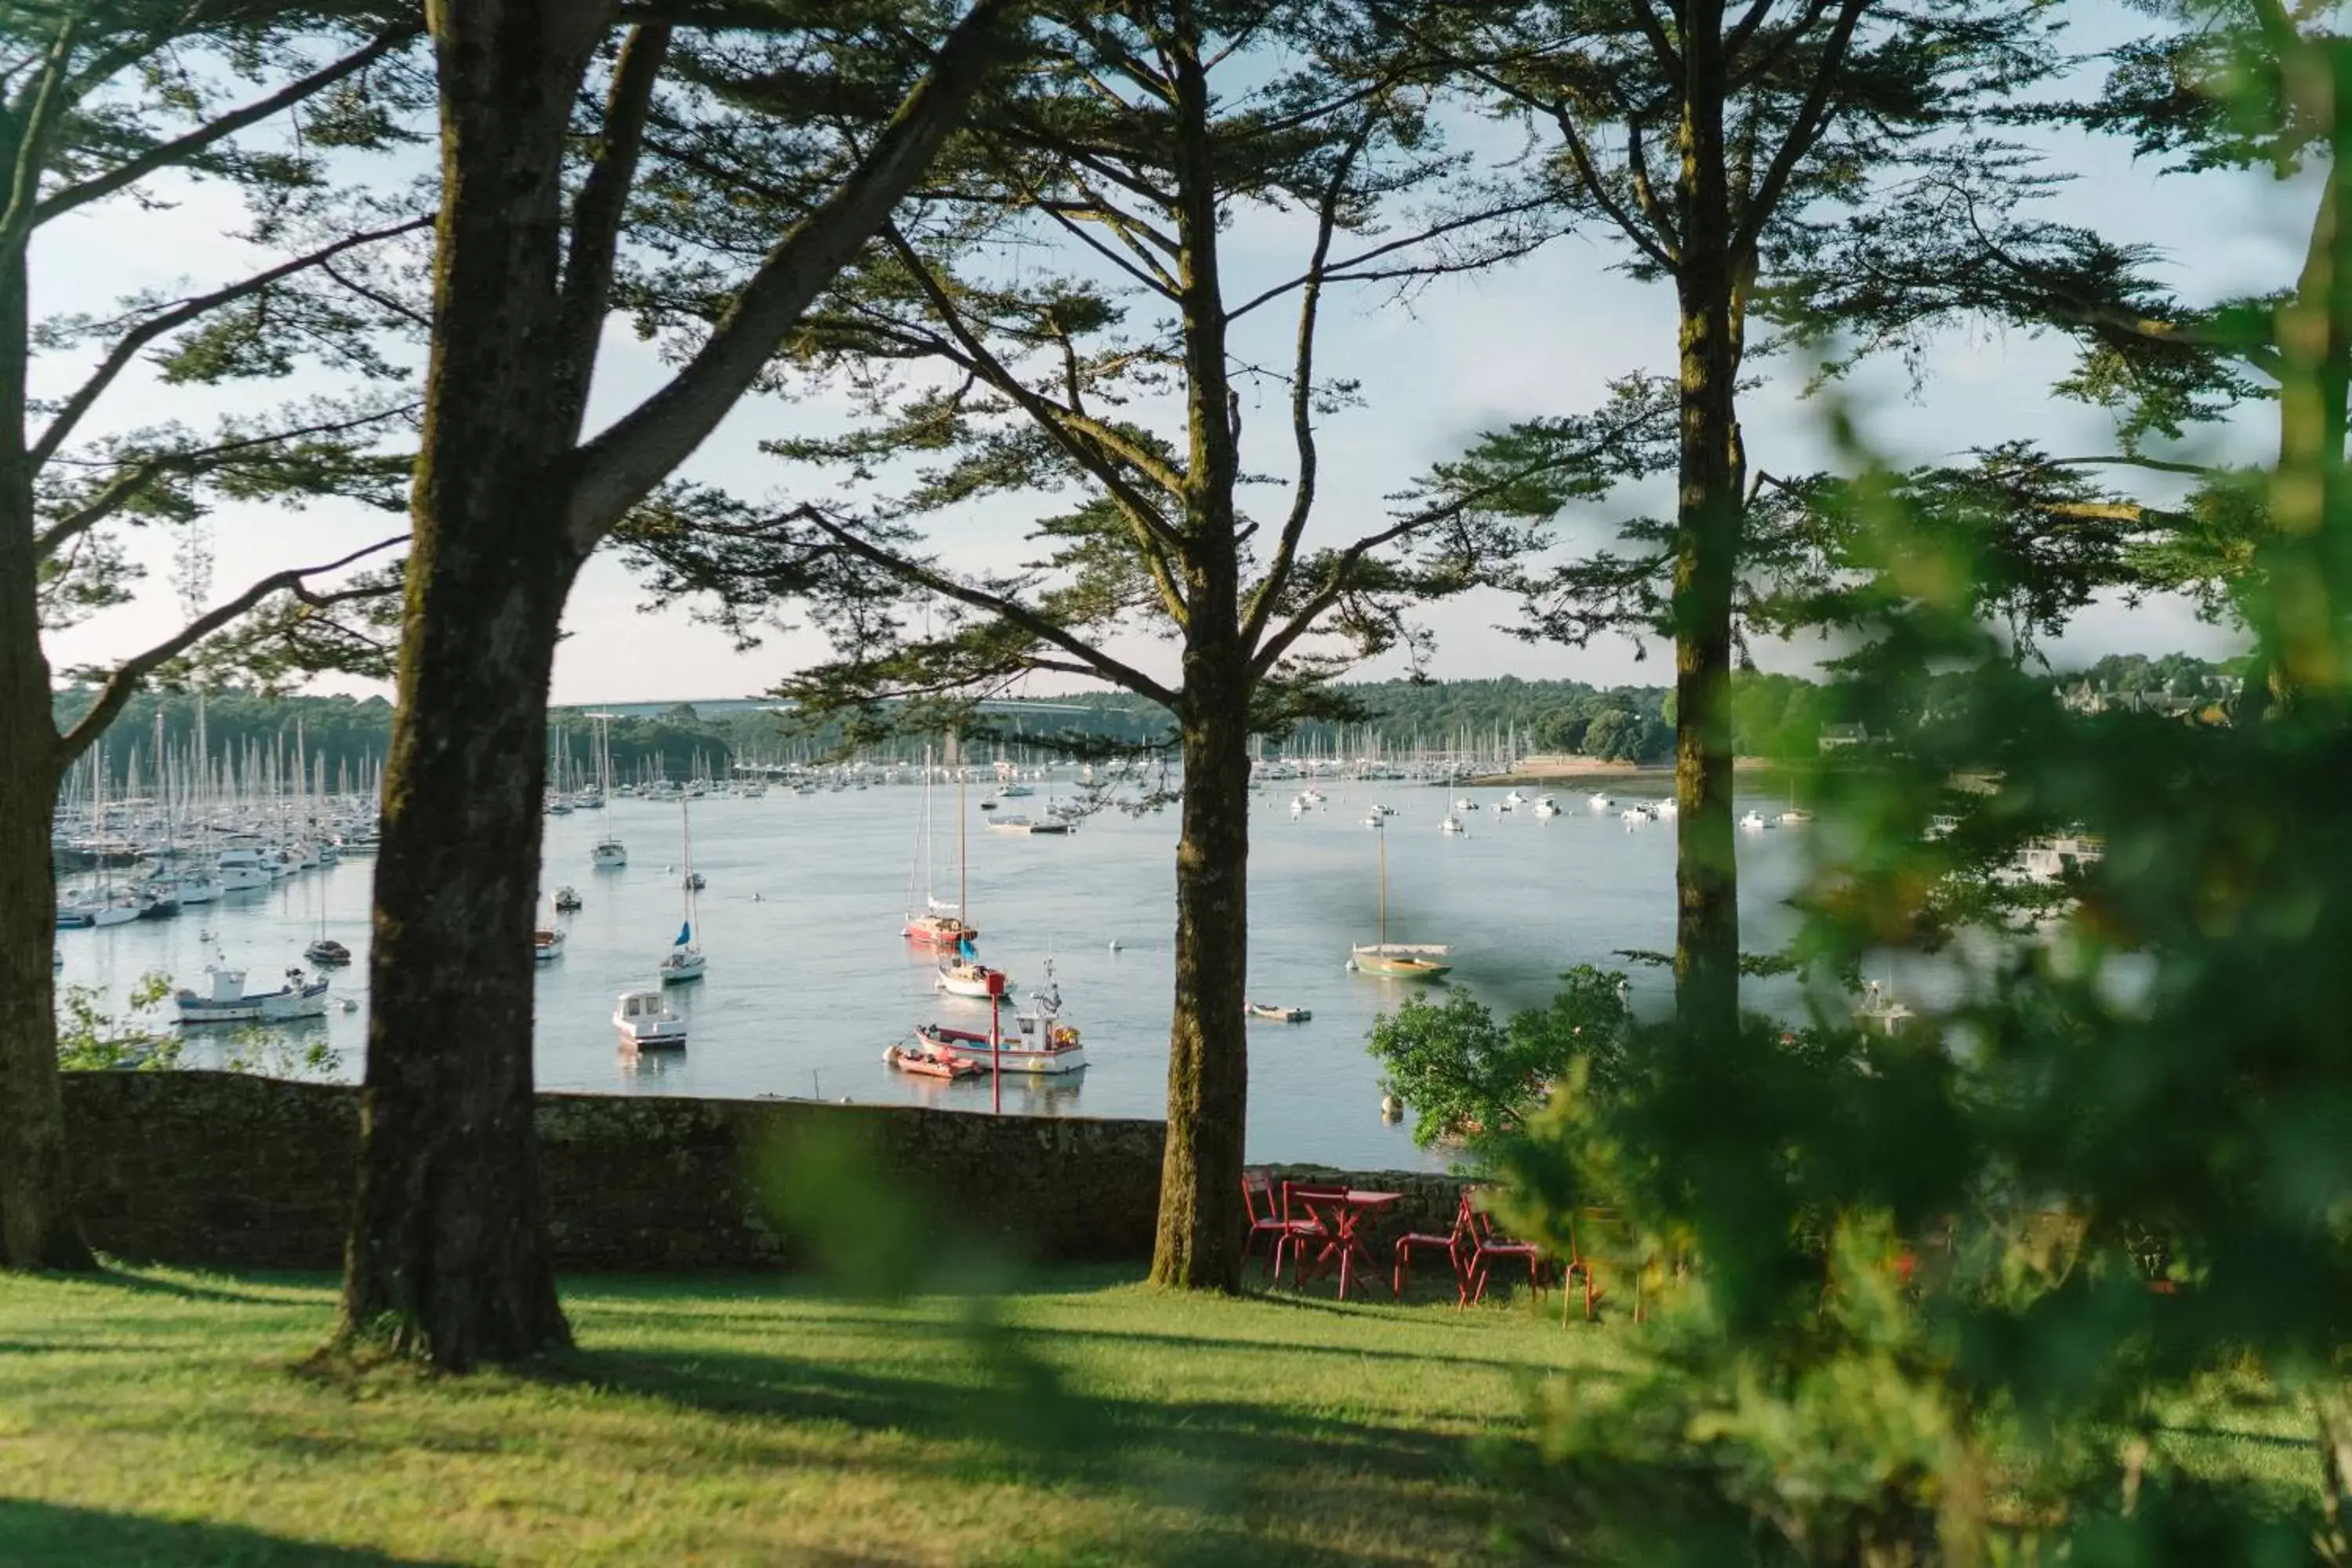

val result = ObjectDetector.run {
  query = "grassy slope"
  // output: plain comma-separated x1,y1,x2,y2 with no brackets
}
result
0,1264,1619,1566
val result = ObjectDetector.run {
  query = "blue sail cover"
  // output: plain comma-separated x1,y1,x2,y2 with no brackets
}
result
675,920,692,946
956,935,977,961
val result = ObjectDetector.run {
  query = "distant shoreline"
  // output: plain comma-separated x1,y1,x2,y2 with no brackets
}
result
1467,756,1788,789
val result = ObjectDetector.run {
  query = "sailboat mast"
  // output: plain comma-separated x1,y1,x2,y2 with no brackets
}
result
955,731,967,924
1377,819,1388,948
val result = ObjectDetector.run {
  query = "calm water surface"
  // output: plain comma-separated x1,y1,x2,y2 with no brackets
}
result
56,782,1815,1169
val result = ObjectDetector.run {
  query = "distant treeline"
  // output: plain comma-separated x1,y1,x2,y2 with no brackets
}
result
53,652,2246,785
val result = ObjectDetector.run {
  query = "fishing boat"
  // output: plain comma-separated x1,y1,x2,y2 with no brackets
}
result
552,885,583,912
904,746,981,946
614,988,688,1048
660,797,706,983
1349,817,1454,979
884,1038,986,1080
1248,1002,1312,1022
175,964,329,1025
916,961,1087,1074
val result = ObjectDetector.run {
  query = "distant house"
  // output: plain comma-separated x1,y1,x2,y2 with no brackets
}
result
1819,723,1868,750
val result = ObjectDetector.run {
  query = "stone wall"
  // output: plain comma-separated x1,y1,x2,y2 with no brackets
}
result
60,1072,1473,1274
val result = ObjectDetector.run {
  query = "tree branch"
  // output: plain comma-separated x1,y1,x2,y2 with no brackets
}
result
56,532,406,765
557,21,671,399
1240,114,1369,648
31,214,433,466
797,504,1179,707
566,0,1029,550
879,223,1192,622
35,26,419,229
1731,0,1866,262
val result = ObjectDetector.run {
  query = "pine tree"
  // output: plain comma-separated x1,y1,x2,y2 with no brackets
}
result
622,0,1666,1290
0,2,425,1273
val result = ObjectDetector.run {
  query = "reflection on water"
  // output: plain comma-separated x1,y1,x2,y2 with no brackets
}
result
56,782,1819,1169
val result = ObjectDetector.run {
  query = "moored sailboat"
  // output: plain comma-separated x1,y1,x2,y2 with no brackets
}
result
659,797,706,983
1349,817,1454,979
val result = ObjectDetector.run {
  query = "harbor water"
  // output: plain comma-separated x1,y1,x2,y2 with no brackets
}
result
55,781,1814,1170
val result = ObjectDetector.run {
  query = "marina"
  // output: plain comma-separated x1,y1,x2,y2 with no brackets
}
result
53,769,1817,1170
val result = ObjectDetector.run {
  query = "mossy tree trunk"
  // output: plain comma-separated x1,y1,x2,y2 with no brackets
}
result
0,239,83,1272
1671,2,1744,1047
1151,636,1252,1291
336,0,601,1367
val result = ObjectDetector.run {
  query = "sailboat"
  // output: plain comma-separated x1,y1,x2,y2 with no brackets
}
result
903,743,979,946
1349,817,1453,978
590,713,627,868
659,796,706,983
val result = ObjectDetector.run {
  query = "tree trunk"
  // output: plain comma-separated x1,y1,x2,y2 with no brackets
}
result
337,0,603,1370
1671,2,1744,1045
1149,640,1252,1292
0,234,90,1273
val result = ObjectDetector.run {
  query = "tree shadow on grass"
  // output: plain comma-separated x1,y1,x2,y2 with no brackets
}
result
0,1499,457,1567
554,1343,1508,1566
71,1265,327,1309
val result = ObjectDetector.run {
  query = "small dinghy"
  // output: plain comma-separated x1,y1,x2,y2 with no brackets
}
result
884,1039,985,1080
1248,1002,1312,1023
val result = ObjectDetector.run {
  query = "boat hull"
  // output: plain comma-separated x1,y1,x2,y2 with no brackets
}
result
916,1024,1087,1074
176,981,330,1025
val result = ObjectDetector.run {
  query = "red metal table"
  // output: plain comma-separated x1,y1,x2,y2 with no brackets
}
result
1297,1189,1403,1301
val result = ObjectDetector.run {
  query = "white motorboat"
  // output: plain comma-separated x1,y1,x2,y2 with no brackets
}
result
1533,795,1560,818
1503,790,1527,807
614,988,688,1048
215,844,274,890
987,815,1069,835
1441,814,1468,835
1587,791,1613,810
533,925,565,963
1621,805,1652,823
1657,797,1679,818
175,964,329,1025
1780,808,1815,826
1740,809,1770,830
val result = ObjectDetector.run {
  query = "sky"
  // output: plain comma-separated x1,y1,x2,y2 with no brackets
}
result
36,5,2296,709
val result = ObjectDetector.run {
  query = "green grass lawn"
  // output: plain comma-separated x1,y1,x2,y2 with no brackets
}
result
0,1261,1619,1566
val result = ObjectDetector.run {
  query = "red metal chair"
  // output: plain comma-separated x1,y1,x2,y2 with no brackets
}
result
1276,1181,1348,1287
1465,1193,1547,1306
1241,1168,1316,1282
1393,1188,1474,1301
